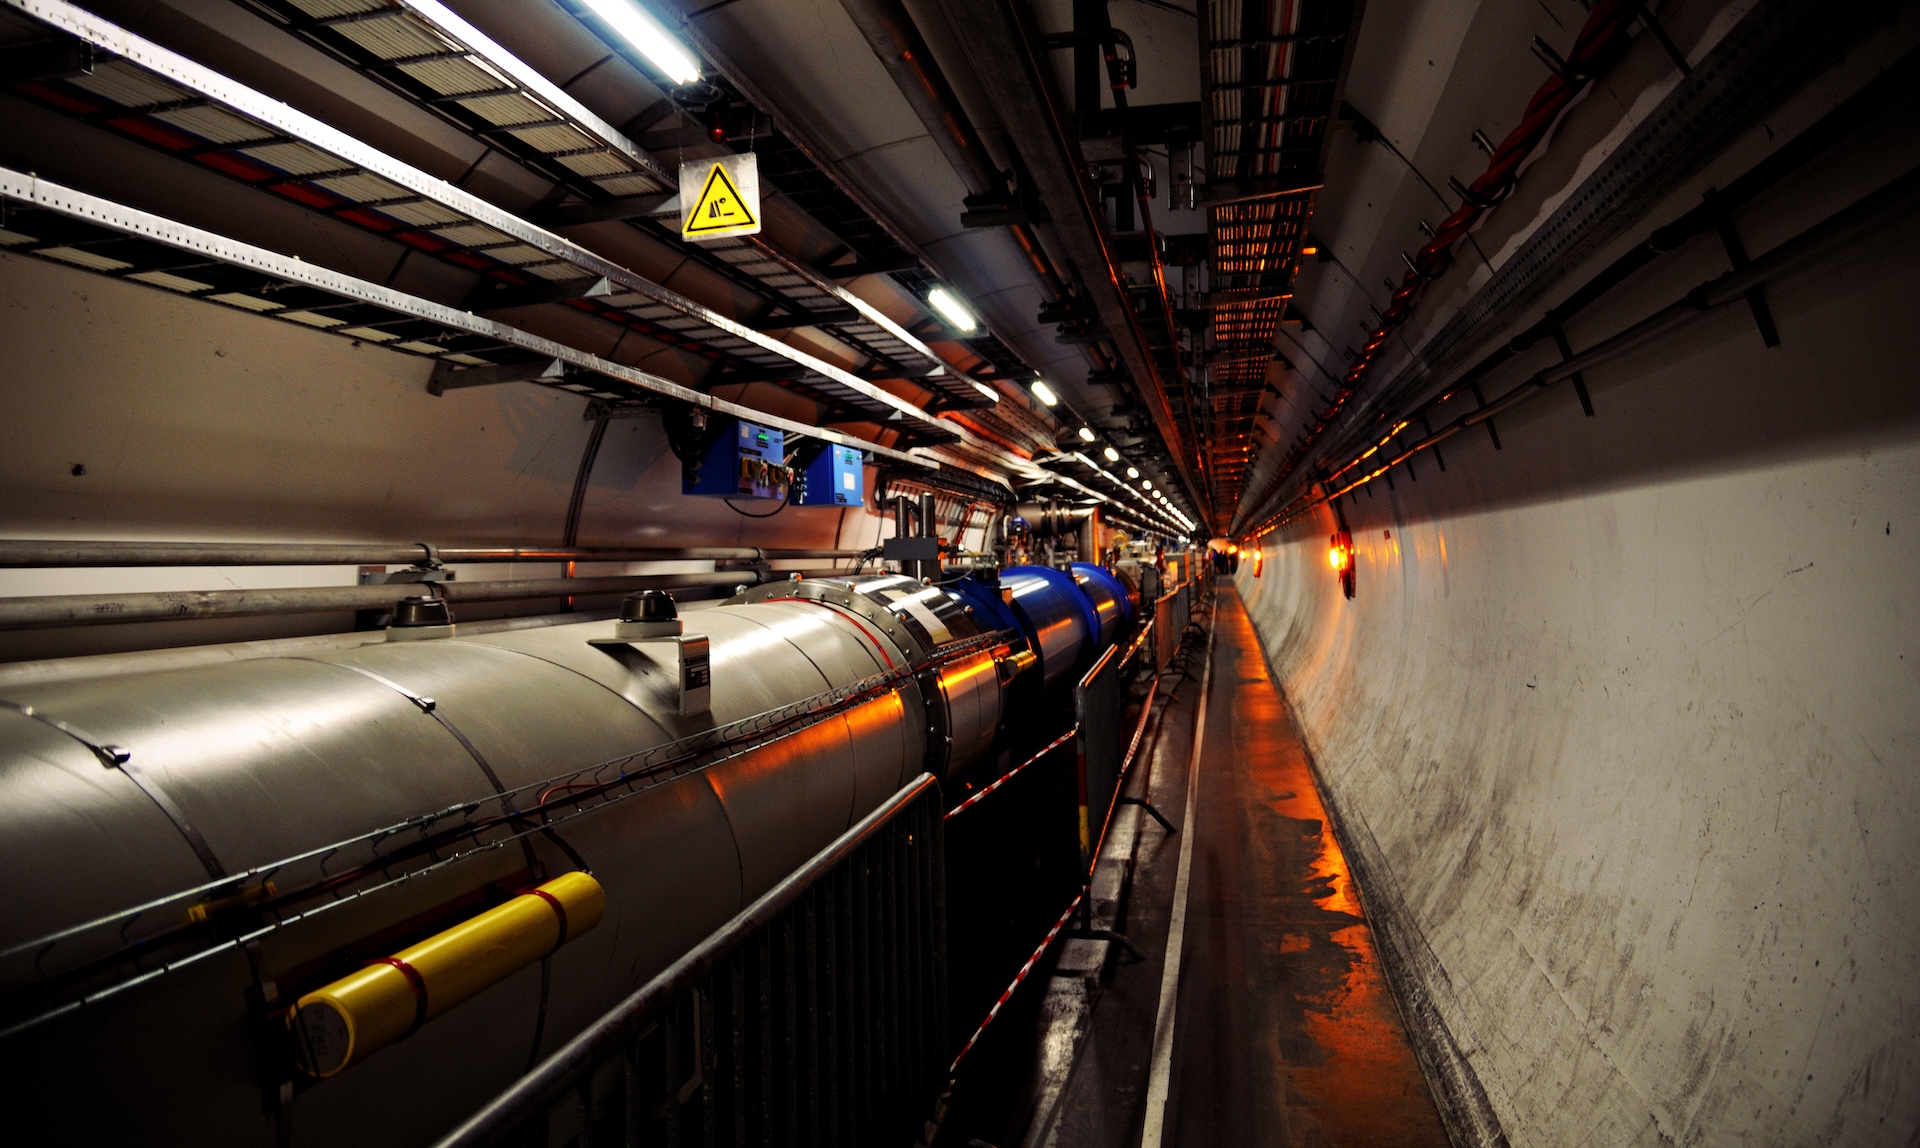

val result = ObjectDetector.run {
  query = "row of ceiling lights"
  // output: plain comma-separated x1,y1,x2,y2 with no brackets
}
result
925,279,1194,533
1031,380,1193,531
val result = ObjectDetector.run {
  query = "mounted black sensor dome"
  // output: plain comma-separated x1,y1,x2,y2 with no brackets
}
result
622,589,678,625
392,596,451,627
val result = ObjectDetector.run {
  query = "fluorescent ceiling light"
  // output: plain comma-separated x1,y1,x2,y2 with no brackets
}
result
1031,379,1058,406
1126,466,1139,479
581,0,702,86
926,286,978,332
1077,426,1097,442
970,380,1000,402
1103,446,1120,462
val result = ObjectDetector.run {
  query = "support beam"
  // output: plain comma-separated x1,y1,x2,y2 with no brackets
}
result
0,34,90,83
529,193,678,227
465,276,613,313
428,358,565,395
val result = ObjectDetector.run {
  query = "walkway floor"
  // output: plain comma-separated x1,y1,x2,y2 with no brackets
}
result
1040,587,1449,1147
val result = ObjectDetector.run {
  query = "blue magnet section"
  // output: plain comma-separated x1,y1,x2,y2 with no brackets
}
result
1069,562,1131,648
1000,565,1097,689
946,574,1020,637
796,444,864,506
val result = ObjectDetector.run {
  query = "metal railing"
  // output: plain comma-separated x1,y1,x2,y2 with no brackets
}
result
1073,622,1162,873
1152,589,1180,673
432,776,948,1148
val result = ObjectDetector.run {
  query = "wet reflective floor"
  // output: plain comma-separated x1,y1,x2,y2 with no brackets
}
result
1044,588,1449,1146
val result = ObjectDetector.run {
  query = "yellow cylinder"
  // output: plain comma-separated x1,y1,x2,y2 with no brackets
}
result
288,871,605,1077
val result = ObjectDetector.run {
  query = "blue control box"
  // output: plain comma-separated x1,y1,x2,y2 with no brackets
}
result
796,444,865,506
683,418,792,500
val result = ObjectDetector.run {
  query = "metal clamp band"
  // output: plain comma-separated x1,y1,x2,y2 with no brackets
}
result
1,698,227,880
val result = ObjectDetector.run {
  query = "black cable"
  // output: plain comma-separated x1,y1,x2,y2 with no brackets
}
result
724,492,789,518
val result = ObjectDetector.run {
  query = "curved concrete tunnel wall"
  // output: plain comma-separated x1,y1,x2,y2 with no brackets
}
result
1233,107,1920,1147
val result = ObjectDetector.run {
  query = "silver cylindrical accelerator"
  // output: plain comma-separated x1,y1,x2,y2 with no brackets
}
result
0,581,1005,1147
728,574,1010,785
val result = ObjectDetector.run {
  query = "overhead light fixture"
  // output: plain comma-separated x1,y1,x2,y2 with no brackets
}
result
1031,379,1059,406
970,380,1000,402
926,286,978,332
580,0,702,86
1077,426,1097,442
1300,245,1319,256
1126,466,1139,479
1141,479,1152,489
1103,446,1120,462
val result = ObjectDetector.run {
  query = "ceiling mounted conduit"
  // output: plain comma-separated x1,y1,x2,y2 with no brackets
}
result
1198,0,1358,514
0,0,960,440
928,0,1207,519
235,0,1002,415
1233,0,1646,527
1248,158,1920,535
0,166,931,466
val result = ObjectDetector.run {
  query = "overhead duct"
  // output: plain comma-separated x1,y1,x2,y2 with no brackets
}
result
925,0,1205,513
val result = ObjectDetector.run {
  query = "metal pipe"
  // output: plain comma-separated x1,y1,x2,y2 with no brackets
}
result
0,570,779,630
0,541,860,568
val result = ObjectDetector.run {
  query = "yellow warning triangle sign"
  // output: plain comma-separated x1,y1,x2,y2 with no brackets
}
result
682,161,759,239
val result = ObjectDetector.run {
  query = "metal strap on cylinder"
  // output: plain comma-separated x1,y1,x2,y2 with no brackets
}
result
0,699,228,880
297,659,586,871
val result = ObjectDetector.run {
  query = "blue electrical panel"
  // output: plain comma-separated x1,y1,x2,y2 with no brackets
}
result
683,418,793,500
796,444,865,506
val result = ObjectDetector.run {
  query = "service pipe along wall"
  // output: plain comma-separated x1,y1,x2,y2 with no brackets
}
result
0,560,1145,1146
0,570,793,630
0,541,862,567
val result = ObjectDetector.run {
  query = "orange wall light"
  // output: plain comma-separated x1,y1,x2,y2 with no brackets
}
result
1329,531,1355,599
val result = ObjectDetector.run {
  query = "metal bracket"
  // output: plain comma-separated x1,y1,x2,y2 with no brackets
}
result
1529,35,1591,83
428,358,567,395
0,698,127,766
1551,327,1597,416
1706,193,1782,348
0,698,227,879
1471,383,1503,449
358,566,455,585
